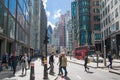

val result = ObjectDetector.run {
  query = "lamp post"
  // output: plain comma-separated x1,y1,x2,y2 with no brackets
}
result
103,31,106,66
43,29,49,79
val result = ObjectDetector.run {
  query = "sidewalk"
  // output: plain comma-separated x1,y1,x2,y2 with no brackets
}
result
67,56,120,75
0,58,63,80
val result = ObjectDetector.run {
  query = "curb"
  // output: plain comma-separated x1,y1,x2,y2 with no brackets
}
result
68,61,106,68
109,70,120,75
68,60,120,75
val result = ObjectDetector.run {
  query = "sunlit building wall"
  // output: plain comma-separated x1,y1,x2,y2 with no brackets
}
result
100,0,120,58
31,0,47,53
0,0,31,58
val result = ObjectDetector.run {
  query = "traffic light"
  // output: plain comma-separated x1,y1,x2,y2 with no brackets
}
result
44,36,49,44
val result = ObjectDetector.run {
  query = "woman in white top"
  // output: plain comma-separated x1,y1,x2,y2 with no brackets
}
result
21,53,28,75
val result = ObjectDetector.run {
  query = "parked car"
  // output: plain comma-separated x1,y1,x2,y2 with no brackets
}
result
89,55,103,63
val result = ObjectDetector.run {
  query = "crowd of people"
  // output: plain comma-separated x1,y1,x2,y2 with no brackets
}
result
0,51,31,76
46,52,68,77
0,50,115,78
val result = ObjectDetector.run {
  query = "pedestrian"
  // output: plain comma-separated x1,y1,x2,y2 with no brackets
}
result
41,54,44,65
48,52,55,75
8,53,13,70
11,51,18,76
1,52,9,70
61,53,67,77
84,55,89,72
27,55,31,69
57,53,63,75
21,53,28,75
107,51,113,69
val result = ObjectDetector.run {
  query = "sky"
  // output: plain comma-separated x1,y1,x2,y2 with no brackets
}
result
42,0,73,29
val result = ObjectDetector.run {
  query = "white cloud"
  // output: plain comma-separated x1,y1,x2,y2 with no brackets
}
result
46,11,50,17
48,21,56,30
53,9,61,20
42,0,47,9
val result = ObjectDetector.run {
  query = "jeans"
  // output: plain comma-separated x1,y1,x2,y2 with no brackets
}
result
62,66,67,76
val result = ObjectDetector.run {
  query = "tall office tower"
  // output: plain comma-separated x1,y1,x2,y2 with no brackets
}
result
31,0,47,53
71,1,77,49
91,0,101,51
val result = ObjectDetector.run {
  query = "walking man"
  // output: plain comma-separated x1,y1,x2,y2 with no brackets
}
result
48,52,54,75
57,54,63,75
107,51,113,69
11,51,18,76
84,55,89,72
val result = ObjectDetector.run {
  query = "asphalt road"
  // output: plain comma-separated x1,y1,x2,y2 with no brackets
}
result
66,62,120,80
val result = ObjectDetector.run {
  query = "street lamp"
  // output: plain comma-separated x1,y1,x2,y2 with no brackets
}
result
103,31,106,66
43,29,49,79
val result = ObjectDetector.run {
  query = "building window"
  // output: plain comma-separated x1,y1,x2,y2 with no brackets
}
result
115,8,118,18
95,33,101,40
93,8,100,13
9,0,16,16
94,24,101,31
94,16,100,21
111,1,113,9
93,1,99,6
116,21,119,30
8,15,15,39
4,0,9,8
108,5,110,13
108,16,110,23
115,0,118,4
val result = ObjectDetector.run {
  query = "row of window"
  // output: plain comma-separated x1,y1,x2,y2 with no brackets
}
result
101,7,119,28
101,21,119,38
0,0,30,45
101,4,119,19
100,0,119,9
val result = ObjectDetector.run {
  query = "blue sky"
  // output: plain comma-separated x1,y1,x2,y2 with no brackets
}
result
42,0,73,29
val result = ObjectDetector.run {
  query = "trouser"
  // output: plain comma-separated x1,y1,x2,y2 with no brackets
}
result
62,66,67,76
48,62,54,74
58,65,63,74
108,61,112,68
22,66,27,75
84,63,89,71
12,65,16,75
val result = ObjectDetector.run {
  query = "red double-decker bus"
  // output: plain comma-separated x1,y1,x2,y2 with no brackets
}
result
73,45,95,60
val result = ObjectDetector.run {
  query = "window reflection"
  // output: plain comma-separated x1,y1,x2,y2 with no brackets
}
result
4,0,8,8
9,0,16,16
8,15,15,39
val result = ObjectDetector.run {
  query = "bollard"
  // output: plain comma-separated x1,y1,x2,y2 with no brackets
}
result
30,62,35,80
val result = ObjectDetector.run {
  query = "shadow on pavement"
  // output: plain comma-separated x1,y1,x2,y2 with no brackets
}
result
64,76,71,80
86,71,94,74
19,74,26,77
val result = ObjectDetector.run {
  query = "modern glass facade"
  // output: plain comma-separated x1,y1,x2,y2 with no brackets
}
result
77,0,91,46
0,0,31,58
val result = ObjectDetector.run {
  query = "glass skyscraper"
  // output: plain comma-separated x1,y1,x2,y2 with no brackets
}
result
77,0,92,46
0,0,31,58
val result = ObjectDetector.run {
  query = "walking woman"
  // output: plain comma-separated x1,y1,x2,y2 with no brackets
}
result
21,53,28,75
61,53,67,77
